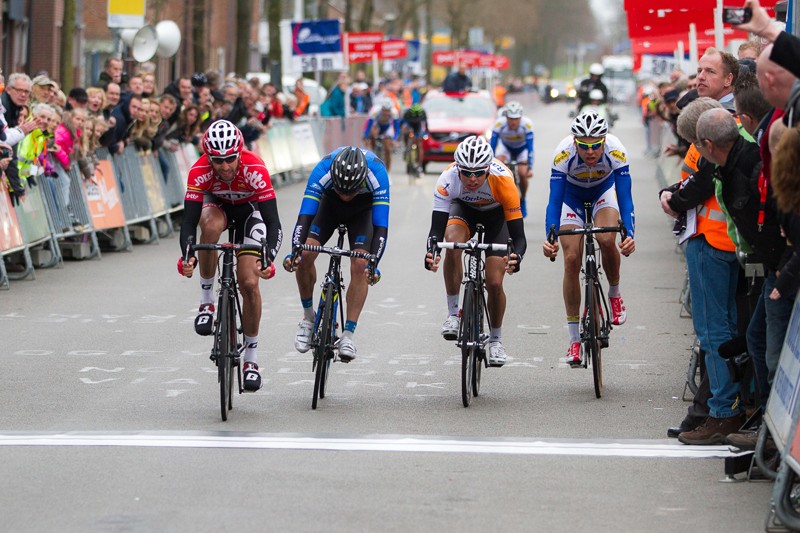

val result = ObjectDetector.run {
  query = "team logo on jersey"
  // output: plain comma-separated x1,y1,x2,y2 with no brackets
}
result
437,184,450,197
245,168,267,190
554,150,569,165
609,150,626,163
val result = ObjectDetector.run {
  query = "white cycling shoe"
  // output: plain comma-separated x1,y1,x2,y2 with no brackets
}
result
295,319,313,353
487,341,507,367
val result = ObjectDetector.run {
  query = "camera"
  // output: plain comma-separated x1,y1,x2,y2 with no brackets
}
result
722,7,752,24
0,147,12,159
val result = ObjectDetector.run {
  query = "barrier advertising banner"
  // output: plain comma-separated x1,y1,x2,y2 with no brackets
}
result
83,160,126,230
380,40,407,60
291,19,344,72
0,180,24,251
765,294,800,449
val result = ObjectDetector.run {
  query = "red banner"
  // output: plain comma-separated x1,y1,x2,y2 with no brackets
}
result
494,55,510,70
432,51,457,66
458,50,482,67
345,31,382,63
380,39,407,60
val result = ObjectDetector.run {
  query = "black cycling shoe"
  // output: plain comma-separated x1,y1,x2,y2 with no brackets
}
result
194,303,214,336
242,362,262,392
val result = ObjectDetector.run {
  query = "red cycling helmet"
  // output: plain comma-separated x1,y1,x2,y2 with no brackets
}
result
202,120,243,158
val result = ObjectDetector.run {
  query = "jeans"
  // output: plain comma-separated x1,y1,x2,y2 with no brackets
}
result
746,272,796,410
686,235,740,418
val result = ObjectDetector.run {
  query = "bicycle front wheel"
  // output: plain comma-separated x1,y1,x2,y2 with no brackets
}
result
587,282,603,398
215,290,233,421
312,285,335,410
461,283,477,407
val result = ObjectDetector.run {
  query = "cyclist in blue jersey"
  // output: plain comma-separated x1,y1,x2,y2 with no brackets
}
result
541,112,635,367
287,146,390,361
363,98,400,171
490,101,535,217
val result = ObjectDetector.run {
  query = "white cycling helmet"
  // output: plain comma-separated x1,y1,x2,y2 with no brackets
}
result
379,97,393,111
454,135,493,170
588,88,604,101
571,111,608,138
203,119,243,158
589,63,604,76
504,101,523,118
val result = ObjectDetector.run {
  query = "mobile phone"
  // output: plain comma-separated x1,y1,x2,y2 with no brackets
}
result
722,6,752,24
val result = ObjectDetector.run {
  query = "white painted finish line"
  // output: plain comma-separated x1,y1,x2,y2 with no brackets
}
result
0,432,746,459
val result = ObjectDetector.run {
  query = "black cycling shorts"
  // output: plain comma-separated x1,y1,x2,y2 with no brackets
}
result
203,195,266,249
308,191,373,250
447,201,509,258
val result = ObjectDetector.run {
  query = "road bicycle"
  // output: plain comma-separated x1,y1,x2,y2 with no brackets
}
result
186,231,268,421
430,224,512,407
289,225,376,410
548,201,626,398
503,159,524,204
404,130,421,179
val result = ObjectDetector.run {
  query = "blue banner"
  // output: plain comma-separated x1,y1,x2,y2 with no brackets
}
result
291,19,342,56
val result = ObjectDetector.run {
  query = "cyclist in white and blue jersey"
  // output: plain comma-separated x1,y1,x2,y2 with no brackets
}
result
542,112,636,367
288,146,390,362
490,101,534,217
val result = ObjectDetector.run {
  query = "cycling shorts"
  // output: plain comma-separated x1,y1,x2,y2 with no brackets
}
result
494,143,529,164
372,122,396,138
446,200,510,258
203,195,266,253
558,180,619,229
307,190,373,250
404,120,425,136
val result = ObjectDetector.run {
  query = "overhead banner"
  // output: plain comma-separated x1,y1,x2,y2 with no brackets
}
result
345,32,382,63
291,19,344,72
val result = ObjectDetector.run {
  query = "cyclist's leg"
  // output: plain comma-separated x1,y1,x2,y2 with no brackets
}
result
516,160,530,198
342,197,375,326
443,218,469,298
197,200,227,279
592,189,623,285
494,143,511,165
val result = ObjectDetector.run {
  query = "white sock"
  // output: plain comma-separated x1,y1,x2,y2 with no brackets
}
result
608,284,620,298
490,327,501,343
244,335,258,364
447,294,459,317
200,276,215,305
568,322,580,343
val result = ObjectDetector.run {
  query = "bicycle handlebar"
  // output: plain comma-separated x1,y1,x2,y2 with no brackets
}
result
290,243,378,282
436,241,510,252
189,236,271,271
547,221,628,263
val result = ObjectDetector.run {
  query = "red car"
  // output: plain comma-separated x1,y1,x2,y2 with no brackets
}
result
421,90,497,172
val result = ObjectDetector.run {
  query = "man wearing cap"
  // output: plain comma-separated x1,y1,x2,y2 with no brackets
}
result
31,75,57,106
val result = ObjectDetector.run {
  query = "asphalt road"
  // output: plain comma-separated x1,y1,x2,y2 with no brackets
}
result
0,100,772,532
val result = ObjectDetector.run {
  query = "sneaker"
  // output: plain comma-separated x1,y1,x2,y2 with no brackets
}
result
487,341,507,366
562,341,582,367
441,315,460,341
610,296,627,325
242,362,262,392
520,198,527,219
677,413,746,445
194,303,214,336
337,336,357,362
294,319,313,353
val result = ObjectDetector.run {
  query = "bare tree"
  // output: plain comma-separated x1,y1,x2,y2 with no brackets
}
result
192,0,206,74
235,0,250,75
60,0,76,90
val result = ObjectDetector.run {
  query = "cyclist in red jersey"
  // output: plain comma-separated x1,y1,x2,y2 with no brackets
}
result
178,120,283,391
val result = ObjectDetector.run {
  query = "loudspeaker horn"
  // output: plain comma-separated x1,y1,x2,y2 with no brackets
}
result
155,20,181,58
129,25,159,63
119,28,138,48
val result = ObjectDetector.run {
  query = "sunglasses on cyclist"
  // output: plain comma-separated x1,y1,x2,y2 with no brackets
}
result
575,139,605,151
459,167,488,178
210,154,239,164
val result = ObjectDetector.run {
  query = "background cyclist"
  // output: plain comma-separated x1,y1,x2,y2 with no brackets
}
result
576,63,609,114
400,103,428,173
489,101,535,217
288,146,390,362
178,119,282,392
424,135,526,367
363,98,400,171
541,112,635,367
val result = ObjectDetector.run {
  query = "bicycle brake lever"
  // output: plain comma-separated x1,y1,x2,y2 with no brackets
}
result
547,225,556,262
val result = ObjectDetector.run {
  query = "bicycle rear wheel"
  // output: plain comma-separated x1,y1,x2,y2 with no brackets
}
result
587,282,603,398
215,291,233,421
472,291,485,396
312,285,335,409
461,283,477,407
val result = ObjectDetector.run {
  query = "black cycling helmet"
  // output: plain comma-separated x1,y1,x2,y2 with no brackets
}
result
331,147,368,193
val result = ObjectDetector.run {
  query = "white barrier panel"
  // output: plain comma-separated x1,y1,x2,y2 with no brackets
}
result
765,292,800,450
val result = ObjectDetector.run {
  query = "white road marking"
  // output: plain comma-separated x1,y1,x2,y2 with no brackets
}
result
0,432,746,458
